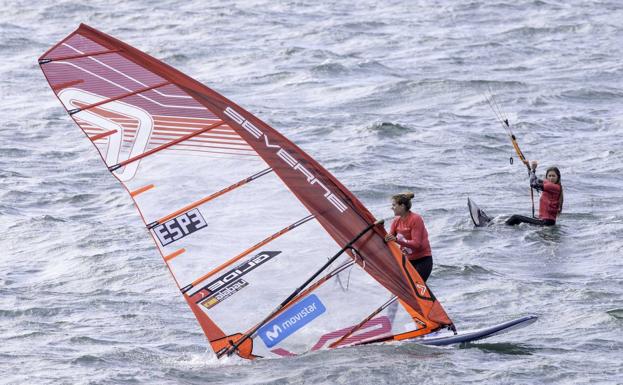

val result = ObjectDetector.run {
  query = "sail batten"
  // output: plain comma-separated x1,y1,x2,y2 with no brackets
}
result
187,214,316,294
40,24,454,359
39,49,121,63
151,167,273,227
109,120,226,171
69,80,171,115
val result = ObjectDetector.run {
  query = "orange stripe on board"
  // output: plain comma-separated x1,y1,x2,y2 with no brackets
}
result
130,184,155,197
390,322,439,341
164,248,185,262
89,129,118,141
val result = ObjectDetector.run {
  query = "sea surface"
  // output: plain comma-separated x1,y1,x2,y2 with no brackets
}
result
1,1,622,384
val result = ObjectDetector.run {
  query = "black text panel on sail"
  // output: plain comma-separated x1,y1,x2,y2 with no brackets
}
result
152,209,208,247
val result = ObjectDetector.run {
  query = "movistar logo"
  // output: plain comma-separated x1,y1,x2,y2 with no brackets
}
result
264,325,283,341
224,106,348,213
258,294,326,348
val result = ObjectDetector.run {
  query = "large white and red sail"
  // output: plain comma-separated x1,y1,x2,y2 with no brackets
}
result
39,24,453,359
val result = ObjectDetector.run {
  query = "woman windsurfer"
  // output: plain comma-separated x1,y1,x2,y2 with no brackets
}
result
384,192,434,282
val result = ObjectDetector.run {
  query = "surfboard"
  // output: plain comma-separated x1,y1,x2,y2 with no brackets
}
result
417,315,537,346
468,197,492,227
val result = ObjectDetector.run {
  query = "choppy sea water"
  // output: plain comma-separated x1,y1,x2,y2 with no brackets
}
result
1,1,622,384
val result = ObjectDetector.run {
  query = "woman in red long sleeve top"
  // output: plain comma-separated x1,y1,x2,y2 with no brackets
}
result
506,162,564,226
383,192,433,282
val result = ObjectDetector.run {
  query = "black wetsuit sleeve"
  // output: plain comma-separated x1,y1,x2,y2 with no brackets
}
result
529,170,543,191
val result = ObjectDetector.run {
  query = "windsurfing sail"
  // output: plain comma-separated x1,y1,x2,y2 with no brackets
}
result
39,24,454,359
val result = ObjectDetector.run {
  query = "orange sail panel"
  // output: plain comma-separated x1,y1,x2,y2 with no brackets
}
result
39,24,453,359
